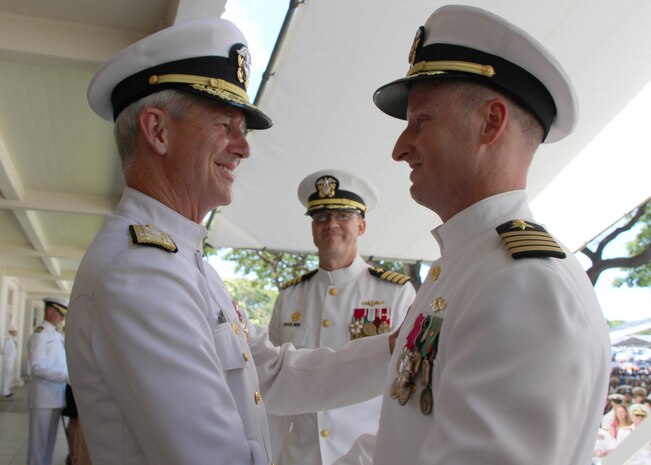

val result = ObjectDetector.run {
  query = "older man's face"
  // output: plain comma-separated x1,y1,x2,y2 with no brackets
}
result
164,100,250,220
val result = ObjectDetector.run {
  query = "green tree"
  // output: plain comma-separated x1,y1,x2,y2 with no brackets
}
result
580,198,651,286
222,248,319,290
217,248,424,291
223,277,278,327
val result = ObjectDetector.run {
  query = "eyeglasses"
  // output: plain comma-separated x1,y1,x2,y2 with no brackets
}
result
311,211,361,224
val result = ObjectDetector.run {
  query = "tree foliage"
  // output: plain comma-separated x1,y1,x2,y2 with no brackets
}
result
222,248,319,290
580,198,651,286
223,277,277,327
218,248,425,291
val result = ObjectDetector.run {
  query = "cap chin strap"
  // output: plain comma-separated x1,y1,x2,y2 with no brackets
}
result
408,60,496,78
149,73,250,104
307,198,367,214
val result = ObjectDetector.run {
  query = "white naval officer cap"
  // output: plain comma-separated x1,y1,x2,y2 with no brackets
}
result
373,4,577,143
629,403,649,417
297,169,378,218
43,296,69,317
87,18,272,129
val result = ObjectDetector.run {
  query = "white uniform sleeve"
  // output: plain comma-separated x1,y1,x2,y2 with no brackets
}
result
86,255,256,465
252,324,391,415
416,265,607,465
28,333,68,384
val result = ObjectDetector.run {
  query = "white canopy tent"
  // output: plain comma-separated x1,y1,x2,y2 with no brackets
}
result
209,0,651,262
0,0,649,299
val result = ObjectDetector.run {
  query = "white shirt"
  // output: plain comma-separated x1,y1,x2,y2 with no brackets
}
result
66,187,391,465
335,190,611,465
268,255,415,465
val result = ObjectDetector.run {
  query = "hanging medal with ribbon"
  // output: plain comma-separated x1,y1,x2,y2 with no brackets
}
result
418,316,443,415
390,313,428,405
391,312,444,414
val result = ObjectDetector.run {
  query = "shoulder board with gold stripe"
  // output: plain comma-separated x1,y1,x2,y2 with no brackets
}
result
129,224,178,253
281,269,318,290
368,267,411,285
496,219,566,259
34,326,44,334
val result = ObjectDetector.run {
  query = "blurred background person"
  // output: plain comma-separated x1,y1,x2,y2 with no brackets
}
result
1,327,18,397
27,297,69,465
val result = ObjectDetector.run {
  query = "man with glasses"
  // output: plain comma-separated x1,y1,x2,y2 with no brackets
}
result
268,169,416,465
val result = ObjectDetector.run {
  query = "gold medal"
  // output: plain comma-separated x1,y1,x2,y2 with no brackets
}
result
397,382,415,406
410,351,423,378
390,376,403,399
363,321,377,336
378,320,391,334
396,347,411,372
420,359,431,388
420,387,433,415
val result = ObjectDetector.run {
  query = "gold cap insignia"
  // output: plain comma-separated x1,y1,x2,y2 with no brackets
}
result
236,45,251,90
409,26,425,66
316,176,338,199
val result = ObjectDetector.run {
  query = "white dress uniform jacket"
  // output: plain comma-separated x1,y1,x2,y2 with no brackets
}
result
66,188,392,465
268,256,415,465
334,191,611,465
28,320,67,408
2,333,17,395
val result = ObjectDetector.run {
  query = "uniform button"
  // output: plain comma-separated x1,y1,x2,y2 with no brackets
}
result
328,288,337,296
254,392,262,405
429,265,441,282
320,429,330,438
322,319,331,328
231,323,240,335
242,353,250,362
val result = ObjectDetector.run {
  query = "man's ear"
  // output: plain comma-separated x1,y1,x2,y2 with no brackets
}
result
479,98,508,145
138,107,170,155
357,218,367,236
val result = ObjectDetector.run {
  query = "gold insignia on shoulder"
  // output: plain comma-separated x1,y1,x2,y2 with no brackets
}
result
129,224,178,253
35,326,44,334
496,219,566,259
368,267,411,285
510,219,533,231
280,269,318,289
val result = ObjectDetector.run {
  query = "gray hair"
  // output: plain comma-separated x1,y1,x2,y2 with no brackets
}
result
113,90,200,169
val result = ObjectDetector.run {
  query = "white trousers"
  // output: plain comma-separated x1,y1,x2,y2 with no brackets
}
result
27,408,62,465
1,355,15,395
